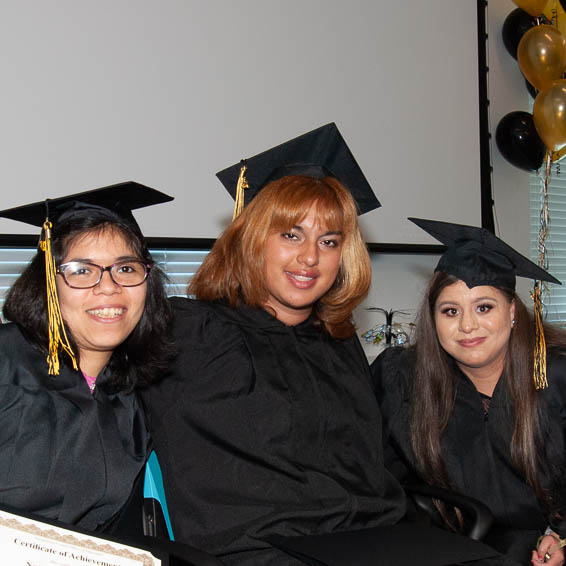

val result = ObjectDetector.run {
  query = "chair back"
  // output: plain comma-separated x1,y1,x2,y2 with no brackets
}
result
143,451,175,540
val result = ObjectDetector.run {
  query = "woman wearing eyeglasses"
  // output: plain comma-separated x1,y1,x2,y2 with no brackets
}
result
0,183,174,535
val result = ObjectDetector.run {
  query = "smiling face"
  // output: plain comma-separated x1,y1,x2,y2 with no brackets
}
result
263,203,343,325
434,280,515,383
56,227,147,376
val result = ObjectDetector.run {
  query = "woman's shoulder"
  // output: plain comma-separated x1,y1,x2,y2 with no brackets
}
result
538,351,566,418
169,296,239,318
0,322,31,351
142,299,253,415
168,295,211,314
168,296,294,335
168,296,240,338
370,346,414,395
547,349,566,389
164,297,253,366
371,346,414,377
0,323,46,384
548,348,566,363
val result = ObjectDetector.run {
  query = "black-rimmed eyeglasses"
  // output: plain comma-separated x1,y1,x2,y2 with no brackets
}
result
57,260,152,289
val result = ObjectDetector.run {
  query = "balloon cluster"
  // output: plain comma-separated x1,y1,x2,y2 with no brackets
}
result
499,2,562,392
497,0,566,170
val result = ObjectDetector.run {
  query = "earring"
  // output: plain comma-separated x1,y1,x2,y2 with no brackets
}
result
511,319,515,327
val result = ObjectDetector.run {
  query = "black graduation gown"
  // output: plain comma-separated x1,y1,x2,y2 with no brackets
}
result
371,346,566,563
141,297,407,565
0,322,149,532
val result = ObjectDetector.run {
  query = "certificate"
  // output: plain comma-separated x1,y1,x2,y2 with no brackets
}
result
0,509,161,565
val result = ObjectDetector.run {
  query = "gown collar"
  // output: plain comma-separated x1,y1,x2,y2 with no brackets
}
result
452,359,508,405
209,299,322,335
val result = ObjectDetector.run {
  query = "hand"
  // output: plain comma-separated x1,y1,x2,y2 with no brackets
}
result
532,534,565,565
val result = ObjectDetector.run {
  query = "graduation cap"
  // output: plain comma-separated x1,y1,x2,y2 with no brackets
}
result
409,217,561,289
410,217,560,390
0,181,173,376
0,181,173,230
216,123,380,219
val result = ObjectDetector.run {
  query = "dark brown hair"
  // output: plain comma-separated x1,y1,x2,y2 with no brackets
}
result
410,271,566,526
3,207,174,390
189,175,371,338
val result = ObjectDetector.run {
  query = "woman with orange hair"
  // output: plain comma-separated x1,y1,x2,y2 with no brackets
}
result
142,125,504,566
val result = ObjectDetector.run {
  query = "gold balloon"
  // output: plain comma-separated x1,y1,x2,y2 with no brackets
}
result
533,80,566,151
518,25,566,91
543,0,555,21
513,0,549,16
545,0,566,39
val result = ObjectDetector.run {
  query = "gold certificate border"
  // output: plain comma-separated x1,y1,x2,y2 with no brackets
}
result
0,513,158,566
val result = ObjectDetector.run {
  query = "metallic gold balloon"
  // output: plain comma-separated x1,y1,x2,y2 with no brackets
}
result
513,0,549,16
533,80,566,151
543,0,566,38
518,25,566,91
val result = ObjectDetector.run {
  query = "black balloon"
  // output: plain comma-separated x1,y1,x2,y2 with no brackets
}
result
495,111,546,171
502,8,539,59
525,77,538,99
561,0,566,13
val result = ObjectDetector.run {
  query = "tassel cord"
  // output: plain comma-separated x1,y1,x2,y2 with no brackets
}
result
40,220,78,375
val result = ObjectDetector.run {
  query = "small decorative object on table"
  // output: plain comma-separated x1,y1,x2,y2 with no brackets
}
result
362,308,414,347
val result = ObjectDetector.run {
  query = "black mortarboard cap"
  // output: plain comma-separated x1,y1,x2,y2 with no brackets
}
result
0,181,173,229
0,181,173,376
409,217,561,289
216,122,380,215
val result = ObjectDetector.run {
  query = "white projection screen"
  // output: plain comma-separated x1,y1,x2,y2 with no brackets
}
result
0,1,481,245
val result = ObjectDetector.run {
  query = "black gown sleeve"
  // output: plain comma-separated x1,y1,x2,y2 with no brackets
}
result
0,322,149,533
542,351,566,538
370,347,418,485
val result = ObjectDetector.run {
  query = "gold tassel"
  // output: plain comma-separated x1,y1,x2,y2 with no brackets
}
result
40,220,78,375
232,161,249,221
531,283,548,390
530,151,552,390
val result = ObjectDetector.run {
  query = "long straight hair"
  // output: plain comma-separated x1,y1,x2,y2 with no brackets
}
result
410,271,566,523
189,175,371,338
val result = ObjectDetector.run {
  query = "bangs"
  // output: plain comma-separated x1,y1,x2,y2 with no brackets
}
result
261,176,348,234
56,218,148,265
194,172,370,337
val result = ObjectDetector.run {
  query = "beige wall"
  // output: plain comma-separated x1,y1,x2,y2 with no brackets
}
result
357,0,534,360
488,0,533,302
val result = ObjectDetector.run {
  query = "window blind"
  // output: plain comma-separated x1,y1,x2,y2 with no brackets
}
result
151,248,209,297
530,162,566,325
0,247,34,319
0,247,209,321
